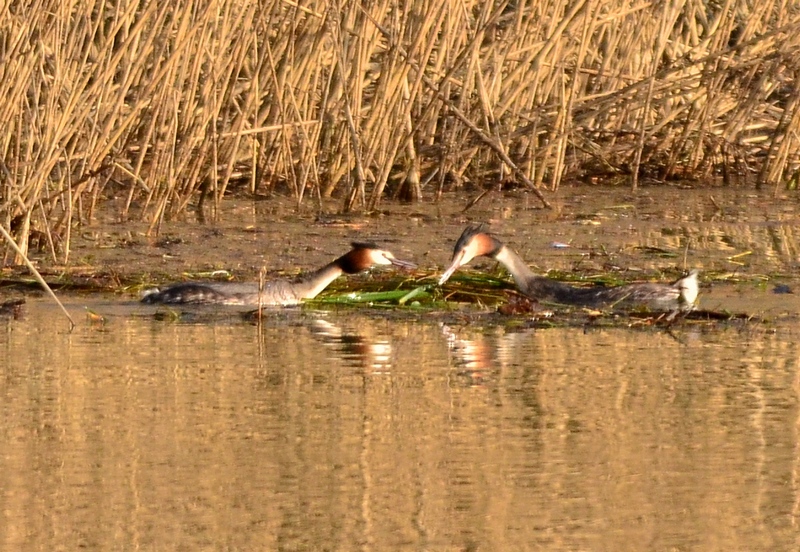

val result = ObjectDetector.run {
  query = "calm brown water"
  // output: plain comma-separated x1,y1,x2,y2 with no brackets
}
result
1,297,800,551
3,185,800,550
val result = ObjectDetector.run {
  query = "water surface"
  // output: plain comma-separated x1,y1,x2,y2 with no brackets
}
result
1,297,799,550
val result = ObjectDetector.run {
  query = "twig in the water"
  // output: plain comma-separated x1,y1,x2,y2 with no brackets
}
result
257,266,267,325
462,189,491,212
0,223,74,329
709,195,723,216
682,238,691,271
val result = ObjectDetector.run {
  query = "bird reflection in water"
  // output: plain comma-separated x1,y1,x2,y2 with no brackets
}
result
309,319,394,373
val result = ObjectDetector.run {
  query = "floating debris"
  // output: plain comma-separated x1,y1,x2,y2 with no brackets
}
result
0,298,25,319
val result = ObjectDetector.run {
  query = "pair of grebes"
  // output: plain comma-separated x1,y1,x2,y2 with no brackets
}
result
142,224,699,313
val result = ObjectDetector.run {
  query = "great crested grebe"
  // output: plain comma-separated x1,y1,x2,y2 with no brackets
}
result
141,242,416,306
438,225,699,312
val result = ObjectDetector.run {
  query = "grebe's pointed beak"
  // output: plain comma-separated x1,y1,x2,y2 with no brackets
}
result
437,249,467,285
388,256,417,269
353,244,416,270
379,250,416,269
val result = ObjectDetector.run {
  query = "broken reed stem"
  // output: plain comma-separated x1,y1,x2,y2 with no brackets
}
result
0,223,75,329
359,4,552,208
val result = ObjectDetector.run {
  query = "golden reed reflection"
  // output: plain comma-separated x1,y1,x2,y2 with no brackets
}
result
1,300,799,549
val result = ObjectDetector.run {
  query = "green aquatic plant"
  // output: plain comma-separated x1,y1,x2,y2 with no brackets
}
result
311,289,430,305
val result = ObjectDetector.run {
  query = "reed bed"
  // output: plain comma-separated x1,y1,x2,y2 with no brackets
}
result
2,0,800,263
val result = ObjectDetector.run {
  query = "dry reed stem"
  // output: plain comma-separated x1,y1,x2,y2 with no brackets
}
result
0,222,74,329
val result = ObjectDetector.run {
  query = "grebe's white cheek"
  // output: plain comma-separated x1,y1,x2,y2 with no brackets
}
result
368,251,387,265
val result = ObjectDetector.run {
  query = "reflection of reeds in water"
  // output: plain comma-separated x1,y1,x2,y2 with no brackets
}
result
3,1,800,260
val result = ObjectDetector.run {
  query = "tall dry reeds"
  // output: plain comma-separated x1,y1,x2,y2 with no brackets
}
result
2,0,800,261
